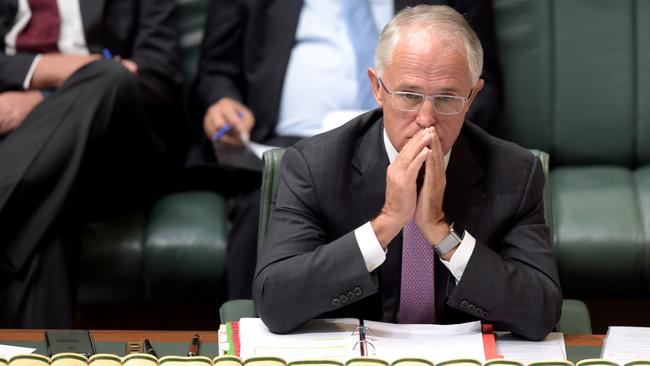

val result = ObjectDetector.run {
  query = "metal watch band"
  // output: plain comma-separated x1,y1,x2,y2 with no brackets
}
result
433,222,463,256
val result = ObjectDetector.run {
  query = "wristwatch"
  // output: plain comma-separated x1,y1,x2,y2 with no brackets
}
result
433,222,463,256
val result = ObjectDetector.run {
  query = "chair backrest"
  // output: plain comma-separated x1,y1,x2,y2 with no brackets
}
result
528,150,553,241
493,0,650,167
256,148,553,247
257,148,287,248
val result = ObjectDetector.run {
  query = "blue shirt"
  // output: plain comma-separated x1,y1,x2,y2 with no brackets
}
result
275,0,393,137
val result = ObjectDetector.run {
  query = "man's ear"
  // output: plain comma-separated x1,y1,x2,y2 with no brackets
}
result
467,78,484,107
367,68,383,106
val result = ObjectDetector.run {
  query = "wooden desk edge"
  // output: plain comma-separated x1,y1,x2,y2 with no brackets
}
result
0,330,602,346
0,329,218,343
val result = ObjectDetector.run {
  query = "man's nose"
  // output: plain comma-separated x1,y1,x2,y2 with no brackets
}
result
415,97,436,128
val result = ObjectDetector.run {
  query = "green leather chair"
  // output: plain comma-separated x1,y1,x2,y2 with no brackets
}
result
220,148,591,334
78,0,229,308
493,0,650,327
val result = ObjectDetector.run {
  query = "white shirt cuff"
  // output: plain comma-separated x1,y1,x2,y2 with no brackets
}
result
23,53,42,89
354,221,387,272
439,230,476,283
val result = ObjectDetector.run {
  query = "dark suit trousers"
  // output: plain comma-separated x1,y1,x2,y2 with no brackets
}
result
0,59,164,328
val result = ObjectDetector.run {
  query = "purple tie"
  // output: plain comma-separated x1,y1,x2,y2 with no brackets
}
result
399,218,436,323
15,0,61,53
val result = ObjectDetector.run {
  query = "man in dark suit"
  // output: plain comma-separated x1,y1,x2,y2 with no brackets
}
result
191,0,502,300
0,0,182,327
254,5,561,341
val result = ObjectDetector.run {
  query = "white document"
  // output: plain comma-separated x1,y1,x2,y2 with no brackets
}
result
364,319,485,363
239,318,359,362
239,318,485,363
245,140,277,160
495,332,566,362
602,326,650,363
0,344,36,359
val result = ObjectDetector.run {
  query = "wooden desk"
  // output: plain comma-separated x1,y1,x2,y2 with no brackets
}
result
0,329,217,343
0,330,603,346
0,330,605,362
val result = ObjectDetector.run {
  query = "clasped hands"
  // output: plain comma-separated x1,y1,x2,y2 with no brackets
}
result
371,127,451,255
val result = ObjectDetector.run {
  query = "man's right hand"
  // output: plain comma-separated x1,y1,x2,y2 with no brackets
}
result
203,97,255,146
31,54,101,89
371,127,433,248
0,90,44,135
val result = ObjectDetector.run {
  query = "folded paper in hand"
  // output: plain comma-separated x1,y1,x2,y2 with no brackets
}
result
213,140,278,172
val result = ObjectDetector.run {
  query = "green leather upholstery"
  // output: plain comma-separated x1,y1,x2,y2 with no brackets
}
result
79,211,147,303
220,299,257,324
529,149,553,240
257,149,287,248
493,0,650,304
557,299,592,335
221,148,591,333
78,0,229,306
220,149,286,322
144,192,227,301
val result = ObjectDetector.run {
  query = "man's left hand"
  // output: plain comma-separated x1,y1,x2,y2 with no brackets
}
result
414,127,451,248
0,90,44,135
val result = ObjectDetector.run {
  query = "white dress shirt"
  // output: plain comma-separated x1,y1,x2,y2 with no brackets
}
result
5,0,89,89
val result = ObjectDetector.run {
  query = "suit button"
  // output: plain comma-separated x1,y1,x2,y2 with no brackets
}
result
339,295,348,304
332,298,341,307
353,287,362,296
475,307,484,317
460,300,469,309
468,304,476,313
347,291,355,300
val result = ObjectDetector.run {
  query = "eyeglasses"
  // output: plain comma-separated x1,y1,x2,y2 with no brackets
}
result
378,77,472,115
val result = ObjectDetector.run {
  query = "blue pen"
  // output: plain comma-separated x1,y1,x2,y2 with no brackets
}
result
213,112,245,142
101,48,113,59
213,123,233,141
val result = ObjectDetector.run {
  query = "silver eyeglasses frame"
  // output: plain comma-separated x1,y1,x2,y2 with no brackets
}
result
377,77,473,115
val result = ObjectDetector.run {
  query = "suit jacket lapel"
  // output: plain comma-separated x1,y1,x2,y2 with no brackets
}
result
443,126,487,236
79,0,105,52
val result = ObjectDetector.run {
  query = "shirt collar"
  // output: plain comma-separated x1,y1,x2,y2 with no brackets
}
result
383,128,451,170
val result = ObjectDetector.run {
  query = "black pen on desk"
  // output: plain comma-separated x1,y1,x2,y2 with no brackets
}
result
143,338,158,358
359,319,366,356
188,334,200,357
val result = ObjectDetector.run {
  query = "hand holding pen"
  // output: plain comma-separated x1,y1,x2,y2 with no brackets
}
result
102,48,138,74
204,97,254,146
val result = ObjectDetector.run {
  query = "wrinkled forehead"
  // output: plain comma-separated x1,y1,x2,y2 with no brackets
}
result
384,29,472,83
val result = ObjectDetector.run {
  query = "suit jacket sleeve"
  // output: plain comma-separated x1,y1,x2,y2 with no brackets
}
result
0,0,37,92
193,0,246,122
456,0,503,132
129,0,182,107
0,53,37,92
253,145,379,334
446,155,562,341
